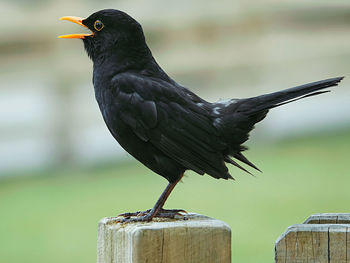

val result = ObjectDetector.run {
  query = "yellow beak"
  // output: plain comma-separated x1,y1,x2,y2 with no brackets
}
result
58,16,93,39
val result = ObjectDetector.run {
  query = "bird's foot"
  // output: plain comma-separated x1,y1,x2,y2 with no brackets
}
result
118,209,152,218
116,208,187,223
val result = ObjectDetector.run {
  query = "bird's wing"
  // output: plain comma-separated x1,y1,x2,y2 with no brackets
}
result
111,73,231,179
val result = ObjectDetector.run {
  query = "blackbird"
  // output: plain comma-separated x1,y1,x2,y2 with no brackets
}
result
59,9,343,222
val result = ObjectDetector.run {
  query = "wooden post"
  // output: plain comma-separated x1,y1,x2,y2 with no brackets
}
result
97,213,231,263
275,213,350,263
303,213,350,224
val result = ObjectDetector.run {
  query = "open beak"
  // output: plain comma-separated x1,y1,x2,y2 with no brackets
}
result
58,16,93,39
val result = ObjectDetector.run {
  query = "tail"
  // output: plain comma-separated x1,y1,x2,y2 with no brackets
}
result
225,76,344,174
243,77,344,114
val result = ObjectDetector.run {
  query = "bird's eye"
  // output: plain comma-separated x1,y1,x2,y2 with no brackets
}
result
94,20,104,31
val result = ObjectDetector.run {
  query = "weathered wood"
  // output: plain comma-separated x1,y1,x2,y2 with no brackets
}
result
304,213,350,224
97,213,231,263
275,213,350,263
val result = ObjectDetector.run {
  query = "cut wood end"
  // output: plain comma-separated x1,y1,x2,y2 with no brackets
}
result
99,212,231,231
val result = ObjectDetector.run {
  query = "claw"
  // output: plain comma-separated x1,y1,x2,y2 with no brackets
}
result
119,214,153,223
118,209,151,217
164,208,188,214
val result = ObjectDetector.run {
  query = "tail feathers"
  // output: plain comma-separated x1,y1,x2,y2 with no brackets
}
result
245,77,343,114
234,152,262,172
226,76,344,176
224,152,262,175
224,156,253,175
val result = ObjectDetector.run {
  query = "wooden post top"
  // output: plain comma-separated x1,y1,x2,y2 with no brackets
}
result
97,213,231,263
275,213,350,263
303,213,350,224
99,212,231,231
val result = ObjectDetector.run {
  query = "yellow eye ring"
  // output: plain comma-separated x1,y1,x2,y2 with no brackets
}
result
94,20,104,31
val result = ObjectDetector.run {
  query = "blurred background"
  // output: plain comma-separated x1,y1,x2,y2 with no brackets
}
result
0,0,349,262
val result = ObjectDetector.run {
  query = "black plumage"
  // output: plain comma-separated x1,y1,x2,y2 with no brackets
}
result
59,9,343,222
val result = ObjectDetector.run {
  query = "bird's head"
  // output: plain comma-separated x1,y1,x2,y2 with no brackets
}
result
59,9,148,62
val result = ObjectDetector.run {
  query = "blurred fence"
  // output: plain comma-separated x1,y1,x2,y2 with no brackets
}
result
0,0,349,174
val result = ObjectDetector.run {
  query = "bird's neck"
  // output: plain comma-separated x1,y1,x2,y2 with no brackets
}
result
92,46,174,85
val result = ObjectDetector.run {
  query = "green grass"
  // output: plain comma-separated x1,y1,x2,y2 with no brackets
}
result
0,129,350,263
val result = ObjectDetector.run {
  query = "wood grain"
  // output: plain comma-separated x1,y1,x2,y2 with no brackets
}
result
97,213,231,263
304,213,350,224
275,213,350,263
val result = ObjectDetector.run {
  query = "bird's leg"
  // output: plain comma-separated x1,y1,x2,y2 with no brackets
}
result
118,175,185,223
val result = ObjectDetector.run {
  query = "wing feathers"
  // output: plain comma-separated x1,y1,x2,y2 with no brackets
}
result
112,73,233,180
